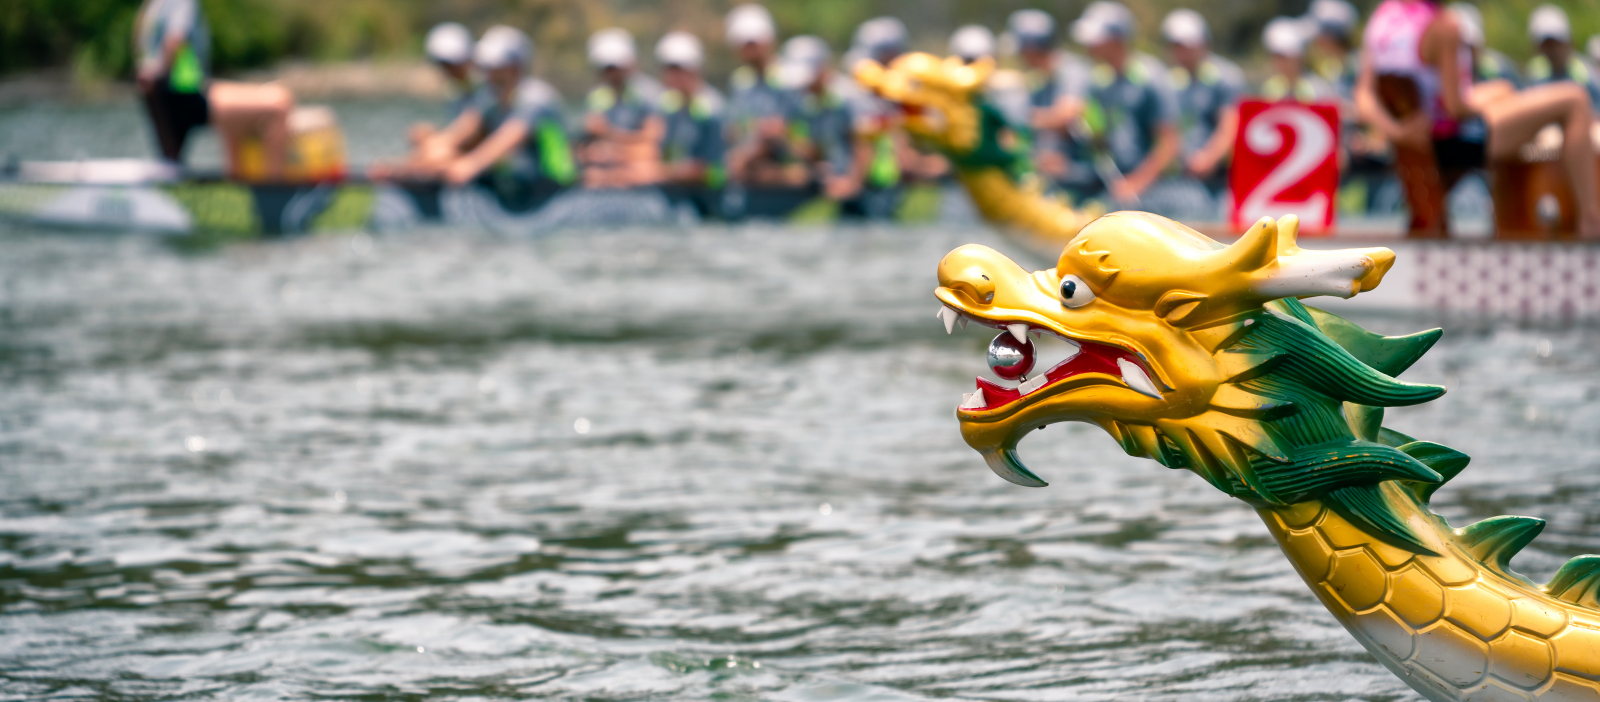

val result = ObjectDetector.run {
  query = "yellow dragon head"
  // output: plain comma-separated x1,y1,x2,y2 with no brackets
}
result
938,212,1459,549
854,53,993,157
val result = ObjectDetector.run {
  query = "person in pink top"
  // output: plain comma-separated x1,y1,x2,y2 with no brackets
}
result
1355,0,1600,237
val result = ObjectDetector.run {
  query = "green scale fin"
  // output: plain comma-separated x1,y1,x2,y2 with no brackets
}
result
1546,556,1600,609
1457,515,1545,583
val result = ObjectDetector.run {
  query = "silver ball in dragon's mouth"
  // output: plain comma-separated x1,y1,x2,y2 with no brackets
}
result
987,332,1035,380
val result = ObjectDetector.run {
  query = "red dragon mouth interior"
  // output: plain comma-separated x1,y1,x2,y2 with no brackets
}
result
949,317,1159,413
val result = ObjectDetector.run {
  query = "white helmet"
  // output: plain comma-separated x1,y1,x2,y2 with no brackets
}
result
1307,0,1359,41
1448,3,1485,49
1529,4,1571,43
726,4,777,46
949,24,997,61
1160,9,1208,47
425,22,473,65
588,27,637,68
854,16,909,55
1263,16,1314,58
655,31,704,70
1008,9,1056,49
474,25,532,70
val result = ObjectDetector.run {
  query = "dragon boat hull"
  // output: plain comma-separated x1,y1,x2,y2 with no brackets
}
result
0,159,951,238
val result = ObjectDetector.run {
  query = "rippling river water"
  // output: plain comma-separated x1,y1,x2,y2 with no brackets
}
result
4,103,1600,702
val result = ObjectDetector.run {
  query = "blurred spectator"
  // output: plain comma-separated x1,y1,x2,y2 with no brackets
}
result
434,26,575,210
1009,9,1092,188
1526,5,1600,110
1449,4,1521,87
655,31,726,194
1306,0,1360,100
136,0,297,180
1161,9,1243,194
135,0,213,164
581,28,664,189
781,36,862,201
1070,2,1181,205
1260,17,1340,103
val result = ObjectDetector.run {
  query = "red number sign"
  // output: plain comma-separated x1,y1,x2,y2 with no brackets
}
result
1230,100,1340,235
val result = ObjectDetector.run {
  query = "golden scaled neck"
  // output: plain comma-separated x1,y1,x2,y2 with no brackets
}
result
953,167,1098,248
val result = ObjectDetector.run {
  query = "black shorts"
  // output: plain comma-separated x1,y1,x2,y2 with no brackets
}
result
1433,136,1486,173
146,80,210,160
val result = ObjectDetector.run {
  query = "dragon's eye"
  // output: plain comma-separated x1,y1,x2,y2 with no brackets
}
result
1059,275,1095,308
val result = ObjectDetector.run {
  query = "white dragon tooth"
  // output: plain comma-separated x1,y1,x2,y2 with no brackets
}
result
958,315,968,330
938,307,957,334
1117,359,1162,399
1019,375,1048,395
1007,323,1028,344
1061,338,1082,359
960,387,987,409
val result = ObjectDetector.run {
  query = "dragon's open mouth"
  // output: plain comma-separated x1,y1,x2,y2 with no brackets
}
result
937,306,1161,415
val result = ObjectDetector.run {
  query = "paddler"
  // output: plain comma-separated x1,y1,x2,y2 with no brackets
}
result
723,4,793,186
654,31,727,205
388,22,477,165
580,28,665,189
1526,5,1600,110
1449,4,1521,88
779,36,863,203
1008,9,1093,192
1259,17,1340,104
135,0,297,180
432,26,575,210
1069,2,1182,206
849,16,946,210
949,24,1033,132
419,23,477,135
1305,0,1361,100
1160,9,1243,199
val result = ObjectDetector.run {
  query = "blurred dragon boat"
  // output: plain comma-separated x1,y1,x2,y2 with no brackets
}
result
0,104,947,238
850,52,1600,322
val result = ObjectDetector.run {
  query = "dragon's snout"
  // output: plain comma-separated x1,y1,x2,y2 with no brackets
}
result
936,245,1013,305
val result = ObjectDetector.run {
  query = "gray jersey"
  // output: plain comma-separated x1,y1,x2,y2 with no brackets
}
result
1084,53,1180,176
1170,56,1244,158
789,86,856,176
1527,54,1600,110
473,78,574,184
586,74,663,133
1258,72,1341,104
726,64,791,143
1026,52,1091,110
660,84,727,176
1476,49,1522,88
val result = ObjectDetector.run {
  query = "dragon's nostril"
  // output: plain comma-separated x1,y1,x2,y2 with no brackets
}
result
943,265,996,305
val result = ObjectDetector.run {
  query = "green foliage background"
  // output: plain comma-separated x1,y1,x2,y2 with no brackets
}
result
4,0,1599,86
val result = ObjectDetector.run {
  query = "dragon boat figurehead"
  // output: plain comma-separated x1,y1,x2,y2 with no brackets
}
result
854,52,992,155
856,52,1101,245
936,212,1600,702
939,212,1403,492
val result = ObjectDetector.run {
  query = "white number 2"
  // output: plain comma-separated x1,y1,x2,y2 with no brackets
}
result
1239,106,1335,229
